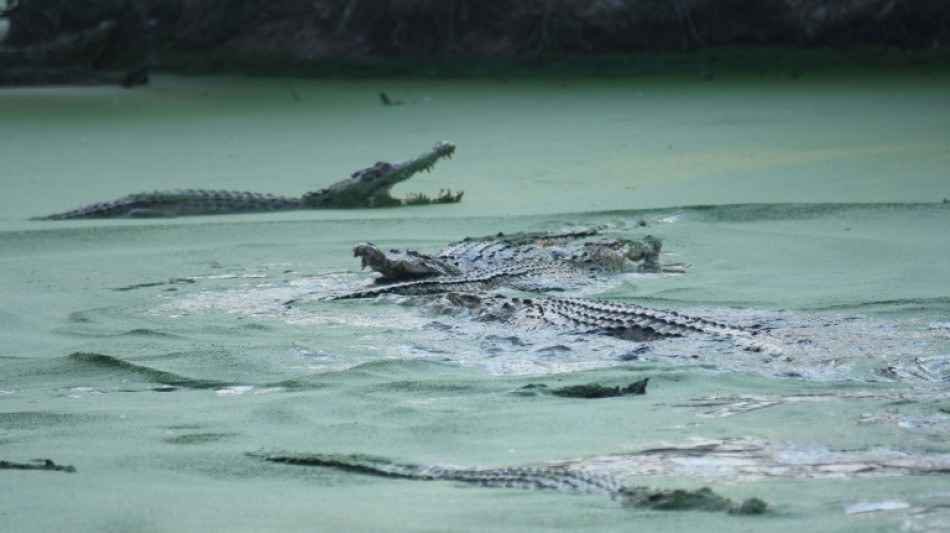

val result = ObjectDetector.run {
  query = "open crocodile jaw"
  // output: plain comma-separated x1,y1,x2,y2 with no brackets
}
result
34,141,460,218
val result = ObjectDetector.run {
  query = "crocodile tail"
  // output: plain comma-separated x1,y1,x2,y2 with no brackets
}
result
35,195,151,220
542,297,786,355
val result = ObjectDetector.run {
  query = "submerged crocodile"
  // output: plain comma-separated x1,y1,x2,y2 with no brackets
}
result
422,292,781,354
307,230,784,355
353,229,664,282
250,451,770,514
283,230,663,303
35,141,460,219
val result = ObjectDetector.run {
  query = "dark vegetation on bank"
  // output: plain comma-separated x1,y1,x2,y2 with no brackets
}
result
1,0,949,83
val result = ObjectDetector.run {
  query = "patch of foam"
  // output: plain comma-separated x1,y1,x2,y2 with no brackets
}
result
556,437,950,483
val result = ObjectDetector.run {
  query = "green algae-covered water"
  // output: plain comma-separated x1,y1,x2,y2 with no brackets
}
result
2,73,949,531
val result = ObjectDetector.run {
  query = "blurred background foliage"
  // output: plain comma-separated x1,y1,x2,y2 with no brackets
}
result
1,0,948,76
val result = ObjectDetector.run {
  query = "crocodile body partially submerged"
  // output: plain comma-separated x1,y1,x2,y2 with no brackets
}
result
251,451,769,514
315,229,784,355
353,229,663,282
422,293,781,353
35,141,460,219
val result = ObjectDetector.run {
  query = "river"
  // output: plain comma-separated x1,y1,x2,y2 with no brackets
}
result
1,71,948,531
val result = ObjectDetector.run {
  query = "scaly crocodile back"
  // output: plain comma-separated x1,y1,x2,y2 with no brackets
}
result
433,293,785,355
251,451,771,513
327,262,582,300
259,452,625,494
352,233,663,282
37,190,303,219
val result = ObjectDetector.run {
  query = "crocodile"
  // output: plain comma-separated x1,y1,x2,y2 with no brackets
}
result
353,230,664,282
285,231,664,302
34,141,460,219
319,230,785,355
425,293,782,354
283,230,663,302
250,451,770,514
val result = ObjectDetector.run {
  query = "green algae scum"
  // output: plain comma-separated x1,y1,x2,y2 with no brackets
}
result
2,72,950,532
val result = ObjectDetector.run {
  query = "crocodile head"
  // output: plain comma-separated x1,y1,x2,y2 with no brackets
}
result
352,241,460,281
302,141,462,208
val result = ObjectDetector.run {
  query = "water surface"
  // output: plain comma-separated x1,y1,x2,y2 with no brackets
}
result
1,73,949,532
